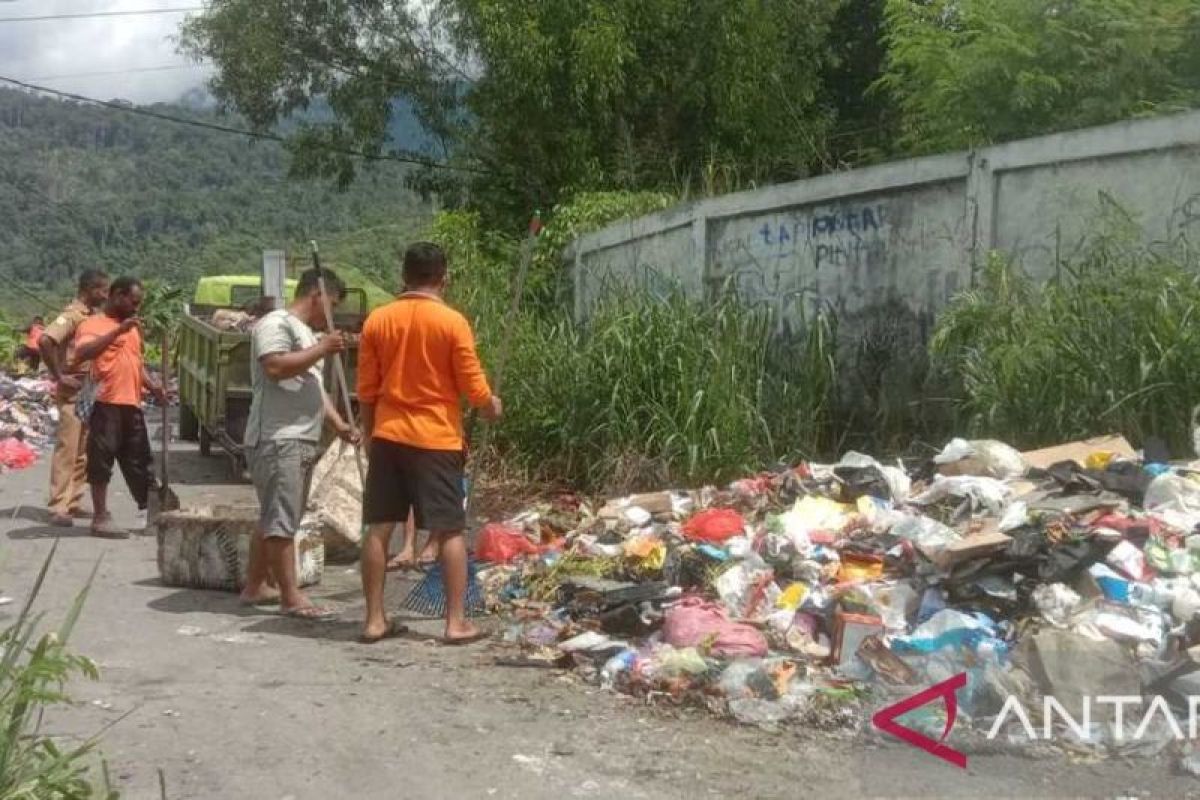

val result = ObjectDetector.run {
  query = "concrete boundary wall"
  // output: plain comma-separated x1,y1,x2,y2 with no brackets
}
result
569,110,1200,333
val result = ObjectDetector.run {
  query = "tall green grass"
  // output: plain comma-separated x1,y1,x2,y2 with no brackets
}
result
931,241,1200,454
491,293,838,491
0,541,116,799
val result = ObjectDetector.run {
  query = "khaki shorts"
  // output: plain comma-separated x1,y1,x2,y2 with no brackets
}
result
248,440,318,539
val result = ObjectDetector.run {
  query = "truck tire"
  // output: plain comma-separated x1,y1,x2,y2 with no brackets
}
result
179,404,199,442
199,425,211,457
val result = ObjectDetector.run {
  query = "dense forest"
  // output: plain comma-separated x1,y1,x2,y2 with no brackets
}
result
0,87,430,319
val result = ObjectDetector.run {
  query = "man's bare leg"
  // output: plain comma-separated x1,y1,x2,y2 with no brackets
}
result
362,522,395,639
88,482,126,538
417,532,440,566
264,537,323,615
385,513,417,570
437,530,479,641
239,531,281,604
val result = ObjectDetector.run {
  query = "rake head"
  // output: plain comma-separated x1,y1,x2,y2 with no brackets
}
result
402,558,485,617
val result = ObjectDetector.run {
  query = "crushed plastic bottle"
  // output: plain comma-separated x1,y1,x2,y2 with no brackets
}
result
600,649,637,687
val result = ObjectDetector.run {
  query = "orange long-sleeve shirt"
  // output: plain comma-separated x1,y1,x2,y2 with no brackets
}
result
357,295,493,451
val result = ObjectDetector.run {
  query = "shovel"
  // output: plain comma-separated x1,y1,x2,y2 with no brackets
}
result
152,330,181,520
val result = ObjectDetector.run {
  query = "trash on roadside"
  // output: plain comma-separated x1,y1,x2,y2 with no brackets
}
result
473,431,1200,759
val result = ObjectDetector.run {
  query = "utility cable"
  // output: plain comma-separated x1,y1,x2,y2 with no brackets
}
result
0,7,204,24
0,74,493,175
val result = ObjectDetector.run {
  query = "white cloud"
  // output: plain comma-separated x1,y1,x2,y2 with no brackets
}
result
0,0,211,103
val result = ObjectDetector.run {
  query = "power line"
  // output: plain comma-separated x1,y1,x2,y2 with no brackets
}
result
0,7,204,24
28,64,202,82
0,74,491,175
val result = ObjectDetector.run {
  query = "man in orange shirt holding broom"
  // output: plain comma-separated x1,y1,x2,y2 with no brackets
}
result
357,242,502,644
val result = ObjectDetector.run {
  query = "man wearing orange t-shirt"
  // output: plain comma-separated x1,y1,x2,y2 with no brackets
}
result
74,277,167,538
357,242,502,644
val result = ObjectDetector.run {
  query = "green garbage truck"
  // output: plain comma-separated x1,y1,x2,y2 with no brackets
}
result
177,271,393,471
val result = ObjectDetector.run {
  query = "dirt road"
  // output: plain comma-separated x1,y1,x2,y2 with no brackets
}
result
0,427,1193,799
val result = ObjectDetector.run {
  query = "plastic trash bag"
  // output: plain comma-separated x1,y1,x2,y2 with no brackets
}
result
837,451,911,502
662,597,768,658
911,475,1012,517
1145,473,1200,531
0,437,36,470
891,515,959,555
933,438,1026,479
681,508,745,543
653,645,710,677
475,523,541,564
1032,583,1082,627
774,496,854,552
892,609,1002,655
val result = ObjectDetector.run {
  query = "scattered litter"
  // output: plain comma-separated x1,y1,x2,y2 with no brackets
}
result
479,434,1200,762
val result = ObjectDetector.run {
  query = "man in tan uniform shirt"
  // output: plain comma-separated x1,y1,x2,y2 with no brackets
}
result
39,269,110,527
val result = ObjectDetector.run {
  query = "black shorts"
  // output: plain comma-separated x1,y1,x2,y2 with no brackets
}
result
86,401,153,509
363,438,466,531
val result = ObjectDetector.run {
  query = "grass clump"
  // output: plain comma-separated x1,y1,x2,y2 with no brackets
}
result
0,542,117,800
931,239,1200,454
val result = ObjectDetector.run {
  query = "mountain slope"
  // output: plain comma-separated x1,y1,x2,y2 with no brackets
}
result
0,87,430,315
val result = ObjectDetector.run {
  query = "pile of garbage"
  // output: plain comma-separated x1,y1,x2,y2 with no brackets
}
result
0,374,57,469
480,434,1200,762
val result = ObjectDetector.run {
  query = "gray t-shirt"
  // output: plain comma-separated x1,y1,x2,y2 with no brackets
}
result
243,309,325,446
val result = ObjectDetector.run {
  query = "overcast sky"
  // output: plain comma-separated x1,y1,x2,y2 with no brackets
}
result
0,0,211,104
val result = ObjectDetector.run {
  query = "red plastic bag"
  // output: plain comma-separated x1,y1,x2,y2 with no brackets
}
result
662,596,768,658
475,523,540,564
681,508,745,543
0,438,36,470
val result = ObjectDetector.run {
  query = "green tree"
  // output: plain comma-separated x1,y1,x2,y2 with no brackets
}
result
879,0,1200,154
181,0,842,228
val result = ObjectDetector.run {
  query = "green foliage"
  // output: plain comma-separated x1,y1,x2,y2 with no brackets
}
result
880,0,1200,153
487,294,838,492
447,0,840,224
183,0,844,227
529,191,674,307
0,542,116,799
0,316,21,372
930,239,1200,453
0,87,428,321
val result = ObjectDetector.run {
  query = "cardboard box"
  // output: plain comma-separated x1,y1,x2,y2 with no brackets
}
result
1021,435,1136,470
933,528,1012,568
832,610,884,670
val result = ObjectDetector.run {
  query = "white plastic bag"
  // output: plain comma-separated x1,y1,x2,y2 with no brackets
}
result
911,475,1012,516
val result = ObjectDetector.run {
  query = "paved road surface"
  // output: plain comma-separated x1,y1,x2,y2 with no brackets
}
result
0,427,1193,799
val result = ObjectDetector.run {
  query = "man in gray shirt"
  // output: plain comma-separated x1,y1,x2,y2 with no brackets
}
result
240,267,357,618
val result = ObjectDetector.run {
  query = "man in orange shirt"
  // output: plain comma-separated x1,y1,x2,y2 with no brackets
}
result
357,242,502,644
74,277,167,538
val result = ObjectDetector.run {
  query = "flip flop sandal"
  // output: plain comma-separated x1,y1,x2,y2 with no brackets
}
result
239,594,281,607
386,557,417,573
442,631,489,646
358,620,410,644
90,521,130,540
282,606,339,622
